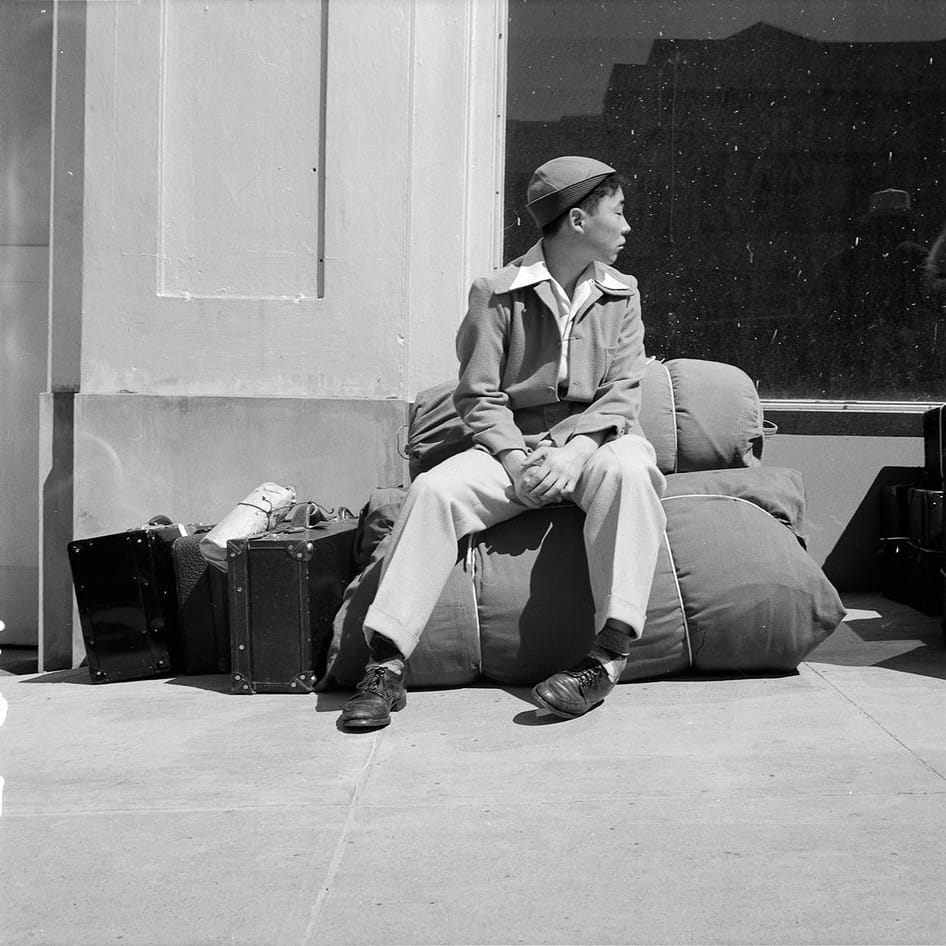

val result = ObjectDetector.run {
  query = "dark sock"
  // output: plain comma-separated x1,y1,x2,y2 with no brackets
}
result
594,624,635,658
368,633,405,670
587,643,628,685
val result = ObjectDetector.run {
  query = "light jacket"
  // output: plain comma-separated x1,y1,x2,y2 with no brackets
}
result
453,252,648,456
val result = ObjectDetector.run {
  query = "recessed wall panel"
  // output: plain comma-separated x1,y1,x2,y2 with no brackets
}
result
158,0,322,300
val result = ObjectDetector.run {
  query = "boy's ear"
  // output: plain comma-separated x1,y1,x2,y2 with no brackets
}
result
568,207,585,232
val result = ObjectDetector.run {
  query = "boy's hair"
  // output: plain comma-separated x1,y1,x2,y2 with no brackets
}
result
541,173,626,238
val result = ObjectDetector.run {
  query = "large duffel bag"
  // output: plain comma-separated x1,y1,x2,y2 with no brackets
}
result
324,467,844,688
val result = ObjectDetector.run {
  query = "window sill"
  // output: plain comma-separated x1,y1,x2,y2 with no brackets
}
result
761,400,940,437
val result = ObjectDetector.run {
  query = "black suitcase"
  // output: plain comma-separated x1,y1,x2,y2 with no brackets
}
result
878,538,912,606
880,540,944,616
172,531,231,674
228,519,357,694
880,483,913,540
907,487,944,551
923,406,946,489
878,484,913,606
903,544,945,617
68,520,188,683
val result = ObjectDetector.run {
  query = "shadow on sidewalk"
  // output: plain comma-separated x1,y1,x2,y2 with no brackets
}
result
808,596,945,680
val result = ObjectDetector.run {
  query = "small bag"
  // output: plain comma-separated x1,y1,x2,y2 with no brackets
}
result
405,382,473,481
173,528,231,674
198,482,296,573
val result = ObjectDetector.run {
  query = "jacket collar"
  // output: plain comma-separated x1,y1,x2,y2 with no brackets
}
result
494,240,634,297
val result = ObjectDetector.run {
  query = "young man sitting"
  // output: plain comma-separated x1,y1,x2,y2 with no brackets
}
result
342,155,666,728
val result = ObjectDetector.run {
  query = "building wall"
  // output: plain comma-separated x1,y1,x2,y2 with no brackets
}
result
0,3,52,645
79,0,504,402
43,0,507,668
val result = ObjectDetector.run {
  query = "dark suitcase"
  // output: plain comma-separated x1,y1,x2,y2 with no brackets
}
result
923,406,946,489
68,520,188,683
228,519,357,694
172,531,231,674
881,540,944,617
880,483,913,540
878,484,914,606
907,488,944,550
879,538,913,605
903,545,944,617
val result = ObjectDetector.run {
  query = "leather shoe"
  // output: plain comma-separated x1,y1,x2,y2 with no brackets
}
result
532,656,615,719
341,665,407,729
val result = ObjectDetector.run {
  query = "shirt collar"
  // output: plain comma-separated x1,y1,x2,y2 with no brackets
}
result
506,240,633,294
595,268,635,292
508,240,553,291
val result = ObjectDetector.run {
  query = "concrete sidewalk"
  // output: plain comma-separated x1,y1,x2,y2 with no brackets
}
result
1,593,944,946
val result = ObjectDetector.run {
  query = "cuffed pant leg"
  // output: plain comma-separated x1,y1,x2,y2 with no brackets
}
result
364,449,526,658
572,435,666,638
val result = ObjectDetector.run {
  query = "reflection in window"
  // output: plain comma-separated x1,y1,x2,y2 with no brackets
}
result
506,1,946,400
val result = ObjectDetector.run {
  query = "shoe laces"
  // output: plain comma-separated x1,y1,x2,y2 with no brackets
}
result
357,666,398,695
568,657,608,691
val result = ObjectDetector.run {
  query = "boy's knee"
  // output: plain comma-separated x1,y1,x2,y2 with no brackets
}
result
597,437,664,491
601,436,653,471
408,468,439,498
409,465,459,504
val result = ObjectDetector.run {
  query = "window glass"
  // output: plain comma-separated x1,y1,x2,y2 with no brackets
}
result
506,0,946,400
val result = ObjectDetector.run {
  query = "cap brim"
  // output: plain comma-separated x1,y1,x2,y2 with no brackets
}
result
526,172,613,227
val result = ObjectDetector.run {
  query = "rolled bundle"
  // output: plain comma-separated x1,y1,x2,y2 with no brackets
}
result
198,482,296,573
638,358,766,473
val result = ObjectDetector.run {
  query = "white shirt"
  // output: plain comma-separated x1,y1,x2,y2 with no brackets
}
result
507,240,596,385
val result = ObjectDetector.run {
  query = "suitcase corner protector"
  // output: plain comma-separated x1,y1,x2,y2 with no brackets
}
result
289,672,317,692
231,672,255,695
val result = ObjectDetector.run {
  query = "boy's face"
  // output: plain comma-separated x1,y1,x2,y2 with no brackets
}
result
578,187,630,264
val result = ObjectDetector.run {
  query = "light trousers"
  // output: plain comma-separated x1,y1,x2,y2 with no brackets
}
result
364,436,667,660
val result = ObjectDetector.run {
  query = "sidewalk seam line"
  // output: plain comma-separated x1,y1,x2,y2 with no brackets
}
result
804,661,946,784
301,731,384,944
4,786,946,820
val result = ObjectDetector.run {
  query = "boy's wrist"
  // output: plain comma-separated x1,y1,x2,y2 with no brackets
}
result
496,448,528,478
564,434,602,462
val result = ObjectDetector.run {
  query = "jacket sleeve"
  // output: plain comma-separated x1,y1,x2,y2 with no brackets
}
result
453,278,529,456
549,286,647,445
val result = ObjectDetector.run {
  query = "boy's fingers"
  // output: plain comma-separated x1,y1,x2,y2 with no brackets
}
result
529,471,568,502
521,467,543,490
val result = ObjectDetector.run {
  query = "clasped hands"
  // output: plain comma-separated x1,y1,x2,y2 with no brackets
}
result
500,435,599,508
